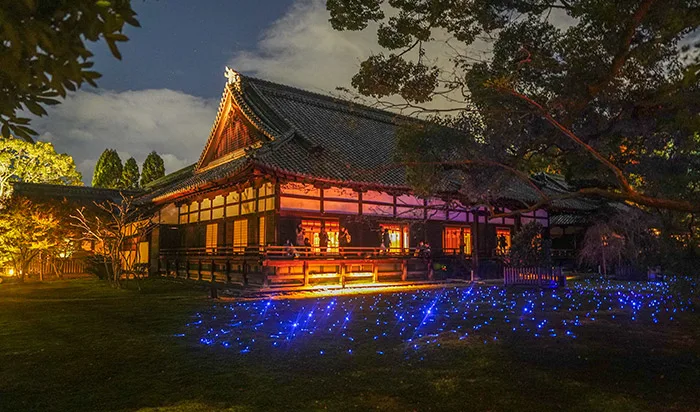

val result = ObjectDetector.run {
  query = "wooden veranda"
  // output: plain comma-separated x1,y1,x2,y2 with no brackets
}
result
158,246,470,291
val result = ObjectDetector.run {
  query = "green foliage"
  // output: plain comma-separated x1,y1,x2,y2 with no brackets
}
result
0,197,60,281
140,151,165,187
508,222,551,267
0,137,82,199
121,157,140,190
0,1,139,142
327,0,700,212
92,149,123,188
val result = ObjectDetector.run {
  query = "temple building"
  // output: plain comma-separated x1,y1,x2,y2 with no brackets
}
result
132,68,598,290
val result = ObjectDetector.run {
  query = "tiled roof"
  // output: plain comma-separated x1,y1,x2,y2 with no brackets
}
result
140,73,613,212
138,157,251,203
550,214,589,226
244,77,409,188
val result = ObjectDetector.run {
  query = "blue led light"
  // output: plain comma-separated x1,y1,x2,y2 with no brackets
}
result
180,276,696,357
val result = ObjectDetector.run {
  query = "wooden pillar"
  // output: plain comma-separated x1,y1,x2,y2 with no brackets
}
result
340,263,346,288
242,261,249,286
401,259,407,281
372,262,378,283
185,258,190,280
225,260,231,283
303,260,309,287
211,259,216,283
197,259,202,281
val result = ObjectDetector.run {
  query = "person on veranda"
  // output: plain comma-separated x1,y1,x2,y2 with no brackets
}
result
381,228,391,254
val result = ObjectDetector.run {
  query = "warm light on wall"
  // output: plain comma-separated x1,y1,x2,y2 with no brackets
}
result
7,268,15,276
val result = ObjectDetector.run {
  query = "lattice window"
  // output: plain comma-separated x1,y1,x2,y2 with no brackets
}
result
205,223,218,253
213,108,255,159
259,216,266,246
232,219,248,252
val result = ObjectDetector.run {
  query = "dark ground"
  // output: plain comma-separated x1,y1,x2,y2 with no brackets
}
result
1,278,698,412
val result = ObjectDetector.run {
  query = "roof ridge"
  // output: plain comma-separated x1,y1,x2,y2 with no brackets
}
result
240,74,418,127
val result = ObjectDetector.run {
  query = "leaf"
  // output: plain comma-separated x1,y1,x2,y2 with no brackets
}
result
24,100,48,117
106,33,129,42
1,123,10,138
105,39,122,60
36,97,60,106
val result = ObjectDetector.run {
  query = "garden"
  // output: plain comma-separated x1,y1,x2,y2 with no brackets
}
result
1,276,698,411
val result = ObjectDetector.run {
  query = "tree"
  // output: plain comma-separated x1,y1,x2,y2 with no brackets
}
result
326,0,700,213
0,137,82,200
579,210,658,275
121,157,140,189
508,222,551,267
140,151,165,187
0,1,139,141
71,195,154,289
0,197,60,282
92,149,123,188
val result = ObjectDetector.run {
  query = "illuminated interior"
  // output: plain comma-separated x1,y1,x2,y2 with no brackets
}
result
443,227,472,255
496,227,511,255
301,219,339,253
381,224,409,252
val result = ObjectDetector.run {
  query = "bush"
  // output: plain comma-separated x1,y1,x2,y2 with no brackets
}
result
509,222,551,267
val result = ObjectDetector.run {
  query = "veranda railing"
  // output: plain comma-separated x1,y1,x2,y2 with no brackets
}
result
503,266,565,288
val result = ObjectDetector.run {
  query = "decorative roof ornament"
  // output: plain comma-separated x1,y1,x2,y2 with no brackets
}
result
224,66,241,90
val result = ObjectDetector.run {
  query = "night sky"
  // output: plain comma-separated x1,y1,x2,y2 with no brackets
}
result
89,1,297,98
34,0,381,184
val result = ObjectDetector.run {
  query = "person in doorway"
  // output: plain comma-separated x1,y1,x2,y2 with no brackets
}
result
303,237,312,257
423,242,432,258
415,240,426,257
296,224,305,246
381,228,391,254
319,227,329,253
339,227,351,247
497,233,508,255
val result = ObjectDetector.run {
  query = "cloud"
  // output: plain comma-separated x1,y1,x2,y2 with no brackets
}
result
30,89,218,184
229,0,381,94
228,0,587,103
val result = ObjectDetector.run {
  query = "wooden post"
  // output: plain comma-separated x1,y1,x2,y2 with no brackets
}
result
340,263,346,288
197,259,202,281
225,260,231,283
164,258,170,278
211,259,216,283
303,260,309,287
242,262,249,286
185,258,190,280
372,262,378,283
401,259,407,281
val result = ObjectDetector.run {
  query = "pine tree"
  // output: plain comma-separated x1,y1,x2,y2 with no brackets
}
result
92,149,123,188
140,151,165,187
121,157,140,189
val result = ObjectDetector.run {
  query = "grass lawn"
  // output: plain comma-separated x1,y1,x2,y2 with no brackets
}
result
1,278,699,412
